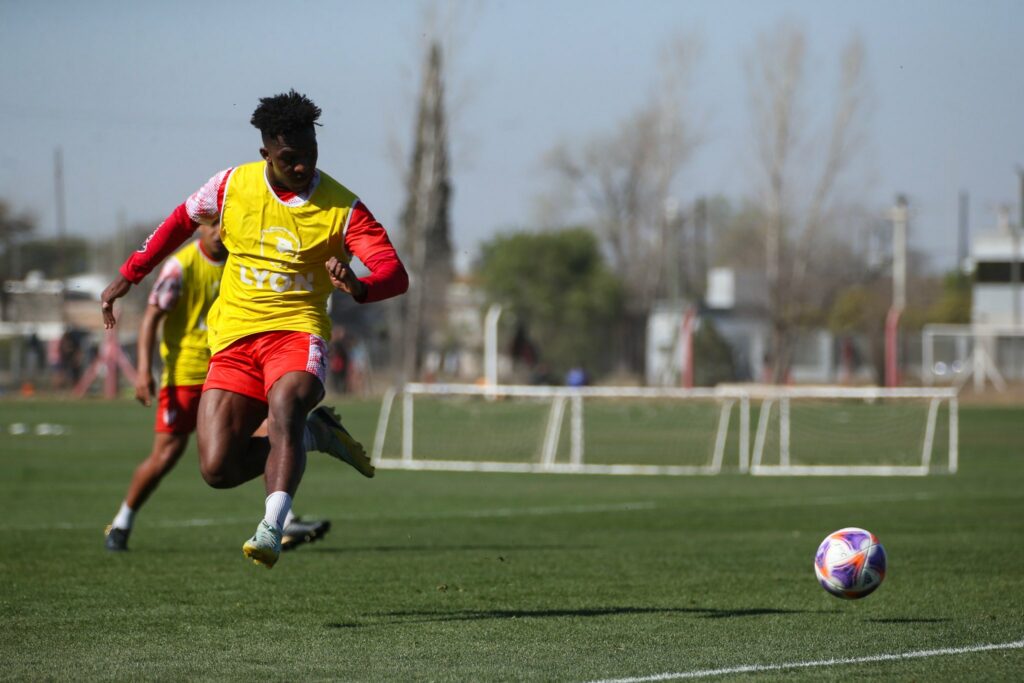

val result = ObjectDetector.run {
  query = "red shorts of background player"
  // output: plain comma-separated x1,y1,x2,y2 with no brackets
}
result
155,384,204,434
203,331,328,403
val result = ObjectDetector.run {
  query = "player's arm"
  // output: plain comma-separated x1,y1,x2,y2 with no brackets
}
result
327,201,409,303
135,257,183,405
102,204,197,328
102,169,231,328
135,304,169,406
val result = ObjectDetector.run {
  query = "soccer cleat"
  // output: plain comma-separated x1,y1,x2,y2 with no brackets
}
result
281,517,332,552
307,406,375,478
242,520,282,568
104,525,130,552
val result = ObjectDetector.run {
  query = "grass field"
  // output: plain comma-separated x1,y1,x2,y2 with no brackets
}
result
1,397,1022,681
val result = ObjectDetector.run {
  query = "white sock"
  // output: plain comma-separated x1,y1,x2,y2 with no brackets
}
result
302,423,316,451
283,509,296,528
112,501,135,530
263,491,292,532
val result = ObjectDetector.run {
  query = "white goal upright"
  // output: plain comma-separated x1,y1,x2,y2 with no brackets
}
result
371,383,958,477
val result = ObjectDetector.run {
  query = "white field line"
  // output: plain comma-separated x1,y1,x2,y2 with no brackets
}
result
2,501,657,532
585,639,1024,683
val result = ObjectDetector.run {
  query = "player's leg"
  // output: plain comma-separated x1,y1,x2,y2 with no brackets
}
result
241,332,333,568
105,433,190,551
105,385,202,551
195,388,269,488
240,372,322,568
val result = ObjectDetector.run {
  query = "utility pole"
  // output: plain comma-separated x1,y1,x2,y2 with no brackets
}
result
885,194,908,387
957,191,969,271
54,147,67,278
1014,168,1023,331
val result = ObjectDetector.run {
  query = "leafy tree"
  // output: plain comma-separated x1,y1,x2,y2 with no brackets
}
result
478,228,625,378
923,271,971,325
693,320,736,386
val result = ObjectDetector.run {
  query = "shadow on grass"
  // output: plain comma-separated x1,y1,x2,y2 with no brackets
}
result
326,606,812,629
865,617,951,624
310,544,596,554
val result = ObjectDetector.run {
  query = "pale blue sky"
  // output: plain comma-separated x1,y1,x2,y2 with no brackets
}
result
1,0,1021,271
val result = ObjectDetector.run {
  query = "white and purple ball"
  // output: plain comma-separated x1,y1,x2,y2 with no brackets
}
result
814,527,886,599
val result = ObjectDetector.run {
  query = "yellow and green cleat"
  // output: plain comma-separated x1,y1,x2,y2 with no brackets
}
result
307,406,374,478
242,520,282,568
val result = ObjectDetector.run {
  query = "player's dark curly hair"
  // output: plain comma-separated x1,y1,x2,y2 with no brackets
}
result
250,89,322,138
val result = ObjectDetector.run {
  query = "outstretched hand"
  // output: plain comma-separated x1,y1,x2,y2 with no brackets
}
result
100,276,133,329
135,373,155,407
325,256,367,300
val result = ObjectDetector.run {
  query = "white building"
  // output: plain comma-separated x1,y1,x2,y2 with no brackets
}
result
969,225,1024,326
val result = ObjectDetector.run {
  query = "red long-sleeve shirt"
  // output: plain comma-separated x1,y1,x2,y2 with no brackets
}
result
120,167,408,303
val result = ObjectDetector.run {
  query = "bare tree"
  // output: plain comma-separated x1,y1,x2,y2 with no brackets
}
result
546,35,702,313
746,25,869,382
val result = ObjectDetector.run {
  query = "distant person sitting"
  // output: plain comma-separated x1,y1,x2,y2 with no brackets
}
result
566,366,589,387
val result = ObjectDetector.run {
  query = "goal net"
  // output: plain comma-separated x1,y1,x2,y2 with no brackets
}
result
371,384,957,477
371,383,750,475
747,387,958,476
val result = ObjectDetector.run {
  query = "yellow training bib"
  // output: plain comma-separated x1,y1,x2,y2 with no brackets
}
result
160,240,224,386
208,162,356,354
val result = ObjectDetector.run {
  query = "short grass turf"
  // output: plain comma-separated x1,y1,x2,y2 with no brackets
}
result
0,398,1022,681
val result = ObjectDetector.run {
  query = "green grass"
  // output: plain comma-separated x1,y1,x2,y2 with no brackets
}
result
1,397,1022,681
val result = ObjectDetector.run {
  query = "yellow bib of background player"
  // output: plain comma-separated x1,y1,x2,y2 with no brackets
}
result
208,162,355,354
161,240,224,386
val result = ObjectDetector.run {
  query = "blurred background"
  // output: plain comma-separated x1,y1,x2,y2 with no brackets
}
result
1,0,1022,398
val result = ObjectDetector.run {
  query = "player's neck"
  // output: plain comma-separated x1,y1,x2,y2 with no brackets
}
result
197,239,226,265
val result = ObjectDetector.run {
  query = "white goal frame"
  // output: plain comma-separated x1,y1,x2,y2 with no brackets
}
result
747,386,958,476
371,383,958,477
371,383,750,476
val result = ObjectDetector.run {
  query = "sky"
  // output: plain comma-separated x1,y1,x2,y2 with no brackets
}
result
1,0,1022,274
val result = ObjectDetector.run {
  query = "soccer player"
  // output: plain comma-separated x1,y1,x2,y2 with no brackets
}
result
104,221,331,553
100,90,408,568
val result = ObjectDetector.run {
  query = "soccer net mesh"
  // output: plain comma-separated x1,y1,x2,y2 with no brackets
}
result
747,387,958,476
371,384,749,475
371,384,957,477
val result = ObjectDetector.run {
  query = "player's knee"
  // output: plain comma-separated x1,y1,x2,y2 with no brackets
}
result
197,446,233,488
199,462,232,488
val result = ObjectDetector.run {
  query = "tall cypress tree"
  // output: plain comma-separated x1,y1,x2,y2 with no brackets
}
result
397,41,452,380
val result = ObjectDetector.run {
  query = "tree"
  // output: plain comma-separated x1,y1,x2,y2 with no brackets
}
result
395,40,454,381
477,229,624,378
921,271,972,325
545,36,702,313
746,25,869,382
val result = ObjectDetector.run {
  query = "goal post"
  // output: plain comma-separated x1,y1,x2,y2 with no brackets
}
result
746,386,958,476
371,383,750,475
370,383,958,477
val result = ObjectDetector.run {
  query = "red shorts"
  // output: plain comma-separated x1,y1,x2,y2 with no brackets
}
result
155,384,204,434
204,331,328,403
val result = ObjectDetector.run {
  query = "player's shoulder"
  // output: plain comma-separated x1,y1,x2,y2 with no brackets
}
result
315,170,359,206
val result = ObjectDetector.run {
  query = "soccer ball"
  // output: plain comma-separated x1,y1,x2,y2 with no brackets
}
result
814,527,887,599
